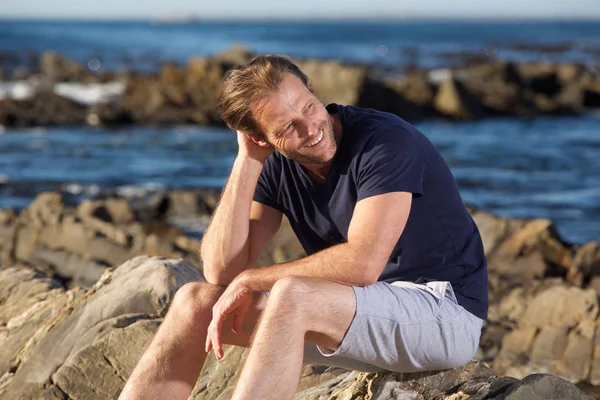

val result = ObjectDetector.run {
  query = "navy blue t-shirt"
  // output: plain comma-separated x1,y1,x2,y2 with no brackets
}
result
253,104,488,320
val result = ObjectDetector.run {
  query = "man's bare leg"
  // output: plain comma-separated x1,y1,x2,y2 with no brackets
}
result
232,276,356,400
118,281,266,400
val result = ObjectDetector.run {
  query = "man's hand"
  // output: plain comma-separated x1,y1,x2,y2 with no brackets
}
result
205,276,253,360
237,131,273,163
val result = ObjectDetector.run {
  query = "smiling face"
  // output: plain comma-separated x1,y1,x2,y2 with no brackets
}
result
254,73,339,167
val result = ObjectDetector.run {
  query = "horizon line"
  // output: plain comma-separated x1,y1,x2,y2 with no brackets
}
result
1,15,600,22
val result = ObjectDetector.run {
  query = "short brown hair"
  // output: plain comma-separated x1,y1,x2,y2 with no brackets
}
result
218,55,310,138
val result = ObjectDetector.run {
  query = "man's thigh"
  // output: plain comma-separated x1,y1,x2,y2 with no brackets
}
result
302,281,483,373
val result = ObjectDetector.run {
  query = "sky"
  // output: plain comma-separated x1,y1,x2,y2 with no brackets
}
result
1,0,600,19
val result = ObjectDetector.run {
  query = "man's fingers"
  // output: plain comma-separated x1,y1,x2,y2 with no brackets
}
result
205,322,213,353
232,312,245,334
213,314,224,359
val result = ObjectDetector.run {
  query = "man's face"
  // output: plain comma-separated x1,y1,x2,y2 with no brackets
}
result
255,73,337,165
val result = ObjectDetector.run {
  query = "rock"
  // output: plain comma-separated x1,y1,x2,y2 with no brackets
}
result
214,44,253,66
40,51,85,82
29,248,108,288
0,256,201,399
0,208,18,264
89,197,136,224
397,70,436,108
554,320,595,383
295,59,368,107
502,373,594,400
519,285,598,330
583,79,600,108
160,61,186,86
0,92,87,128
569,241,600,286
357,76,428,121
19,192,65,228
434,74,486,120
491,280,599,383
486,218,573,297
86,103,134,126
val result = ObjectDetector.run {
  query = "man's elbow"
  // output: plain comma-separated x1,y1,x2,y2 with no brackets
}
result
199,251,228,286
354,262,382,286
203,269,232,286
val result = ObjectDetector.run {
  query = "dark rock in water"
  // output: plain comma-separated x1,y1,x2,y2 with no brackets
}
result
357,76,430,121
434,74,487,120
87,103,134,126
584,80,600,108
40,51,86,82
0,91,87,128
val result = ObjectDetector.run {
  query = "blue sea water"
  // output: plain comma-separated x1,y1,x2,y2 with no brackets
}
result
0,20,599,244
1,19,600,70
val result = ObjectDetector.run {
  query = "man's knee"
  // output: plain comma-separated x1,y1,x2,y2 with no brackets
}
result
267,276,320,317
169,281,222,323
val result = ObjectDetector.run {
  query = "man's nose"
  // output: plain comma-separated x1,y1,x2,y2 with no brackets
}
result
298,117,319,138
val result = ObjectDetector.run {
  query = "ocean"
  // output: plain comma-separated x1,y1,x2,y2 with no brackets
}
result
0,19,599,244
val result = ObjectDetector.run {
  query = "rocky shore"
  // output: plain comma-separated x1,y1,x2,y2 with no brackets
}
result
0,190,599,398
1,46,600,129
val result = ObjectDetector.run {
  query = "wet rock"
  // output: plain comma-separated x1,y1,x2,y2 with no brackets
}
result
583,79,600,108
296,59,368,107
214,43,253,66
40,51,85,82
397,70,436,108
0,91,87,128
357,76,428,121
434,74,486,119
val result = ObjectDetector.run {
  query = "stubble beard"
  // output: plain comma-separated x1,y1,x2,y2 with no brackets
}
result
293,119,337,165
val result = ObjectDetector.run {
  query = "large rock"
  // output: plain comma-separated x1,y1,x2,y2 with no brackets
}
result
0,253,596,399
0,256,201,399
491,280,600,385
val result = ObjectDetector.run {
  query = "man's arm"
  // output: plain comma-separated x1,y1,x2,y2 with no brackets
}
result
236,191,412,292
200,134,281,286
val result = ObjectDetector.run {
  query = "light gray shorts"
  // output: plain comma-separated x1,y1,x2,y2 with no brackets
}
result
302,280,484,373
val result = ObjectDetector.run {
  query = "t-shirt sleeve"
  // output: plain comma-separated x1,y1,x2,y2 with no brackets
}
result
356,127,429,201
253,155,284,212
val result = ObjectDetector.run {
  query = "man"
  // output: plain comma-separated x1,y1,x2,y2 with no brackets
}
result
119,55,488,400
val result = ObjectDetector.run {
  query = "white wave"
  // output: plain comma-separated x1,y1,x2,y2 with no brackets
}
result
53,82,125,105
116,183,165,198
427,69,450,84
0,80,125,105
64,183,101,196
0,81,37,101
427,68,469,84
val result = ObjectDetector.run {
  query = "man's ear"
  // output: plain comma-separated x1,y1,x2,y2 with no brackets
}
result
250,136,272,148
307,82,314,93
